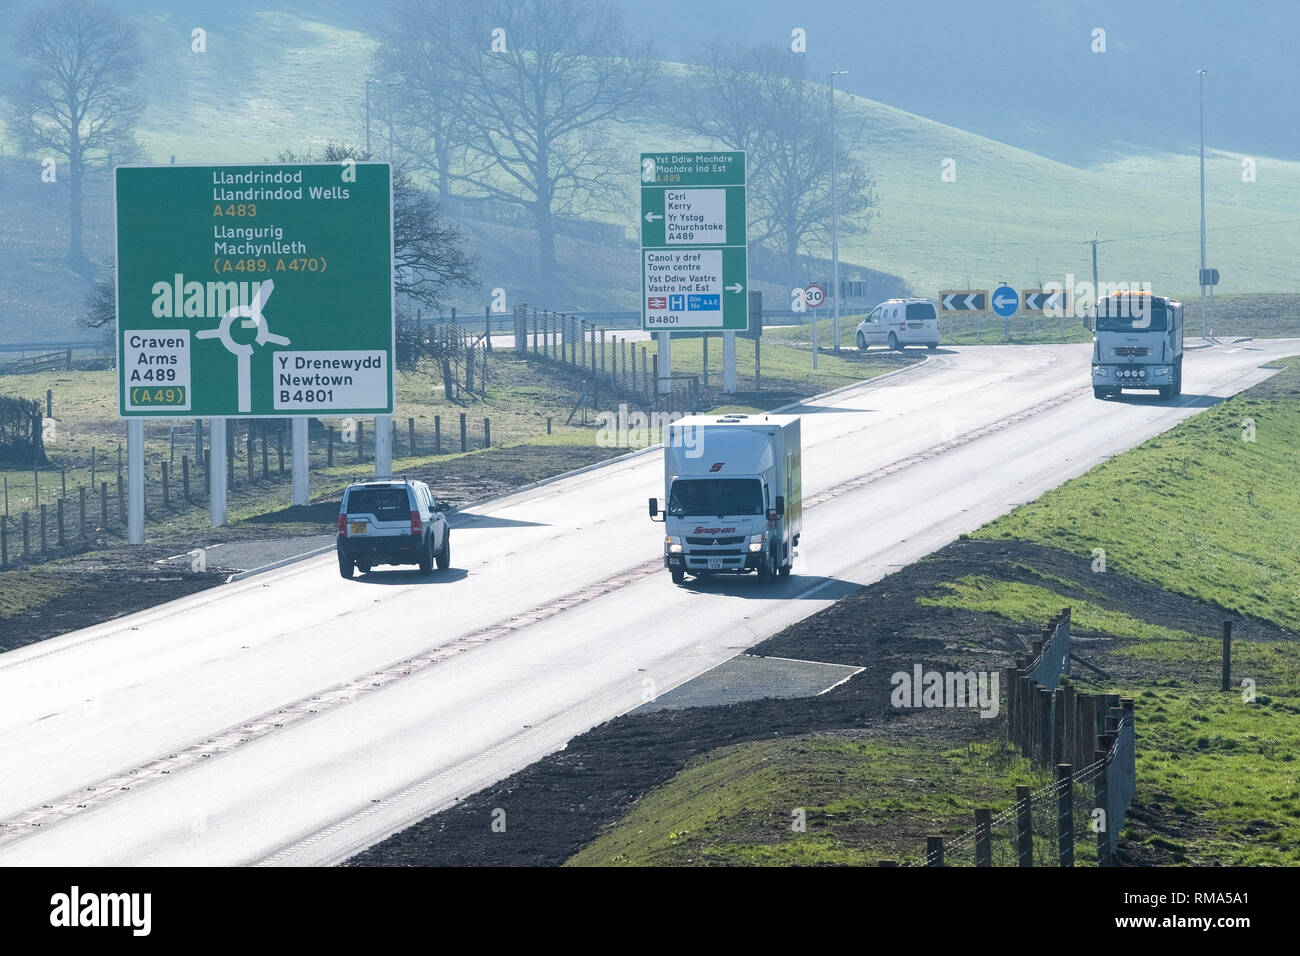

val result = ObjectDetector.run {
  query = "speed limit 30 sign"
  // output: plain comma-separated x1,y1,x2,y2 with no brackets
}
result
803,284,826,308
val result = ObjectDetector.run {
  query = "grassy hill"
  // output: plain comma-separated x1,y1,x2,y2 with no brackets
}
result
3,0,1299,344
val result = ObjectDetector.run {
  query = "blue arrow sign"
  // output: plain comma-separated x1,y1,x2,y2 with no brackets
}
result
992,286,1019,317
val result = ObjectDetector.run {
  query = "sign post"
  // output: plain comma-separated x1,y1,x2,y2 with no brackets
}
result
115,162,394,529
641,151,747,394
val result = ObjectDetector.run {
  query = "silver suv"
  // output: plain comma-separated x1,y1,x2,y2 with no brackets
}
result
336,478,450,578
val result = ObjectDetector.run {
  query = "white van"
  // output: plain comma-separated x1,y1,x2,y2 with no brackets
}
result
855,298,940,351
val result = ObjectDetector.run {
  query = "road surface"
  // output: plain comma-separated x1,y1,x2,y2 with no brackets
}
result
0,340,1292,865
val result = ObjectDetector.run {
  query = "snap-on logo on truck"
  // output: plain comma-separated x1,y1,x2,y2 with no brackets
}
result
709,462,724,472
693,526,736,534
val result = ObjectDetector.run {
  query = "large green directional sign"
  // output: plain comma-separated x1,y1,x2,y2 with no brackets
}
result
115,162,394,418
640,151,747,331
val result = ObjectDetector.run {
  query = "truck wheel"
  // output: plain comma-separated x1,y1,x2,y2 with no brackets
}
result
338,554,354,579
418,535,434,575
670,568,685,585
436,529,451,570
757,551,774,584
778,563,791,579
1174,358,1183,397
356,561,371,574
926,342,938,351
888,332,900,351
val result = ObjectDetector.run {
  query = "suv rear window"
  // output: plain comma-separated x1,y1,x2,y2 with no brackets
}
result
907,303,937,321
346,488,411,517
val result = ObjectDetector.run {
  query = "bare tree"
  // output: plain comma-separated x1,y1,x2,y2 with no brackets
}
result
684,45,877,285
6,0,142,273
437,0,658,303
374,0,475,206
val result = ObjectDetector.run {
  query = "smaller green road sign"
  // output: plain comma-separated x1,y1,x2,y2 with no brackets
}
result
640,151,747,331
115,161,394,418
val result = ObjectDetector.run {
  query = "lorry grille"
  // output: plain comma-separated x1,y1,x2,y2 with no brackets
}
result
686,536,745,545
687,548,744,557
1113,347,1148,356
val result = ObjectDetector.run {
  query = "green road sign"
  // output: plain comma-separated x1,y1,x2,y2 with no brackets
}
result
115,162,394,418
640,151,747,331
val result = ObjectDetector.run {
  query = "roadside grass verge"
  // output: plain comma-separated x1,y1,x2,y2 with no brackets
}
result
567,733,1055,867
976,356,1300,632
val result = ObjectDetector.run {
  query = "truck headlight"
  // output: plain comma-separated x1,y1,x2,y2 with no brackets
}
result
1093,366,1107,377
666,536,683,554
748,533,765,553
1155,367,1170,376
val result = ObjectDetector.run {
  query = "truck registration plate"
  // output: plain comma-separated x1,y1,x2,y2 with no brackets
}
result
707,557,723,569
350,522,366,535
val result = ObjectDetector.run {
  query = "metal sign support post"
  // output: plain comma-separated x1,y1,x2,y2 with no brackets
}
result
723,332,736,393
292,417,309,506
374,415,393,476
127,419,144,544
657,332,672,395
209,417,227,527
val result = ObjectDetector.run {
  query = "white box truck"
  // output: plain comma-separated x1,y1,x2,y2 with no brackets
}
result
648,413,802,585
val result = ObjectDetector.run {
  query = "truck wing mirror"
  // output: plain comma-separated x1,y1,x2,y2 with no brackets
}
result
769,496,785,522
648,497,659,519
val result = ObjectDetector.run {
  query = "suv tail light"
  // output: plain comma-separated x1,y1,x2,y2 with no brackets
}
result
337,514,347,537
410,510,422,535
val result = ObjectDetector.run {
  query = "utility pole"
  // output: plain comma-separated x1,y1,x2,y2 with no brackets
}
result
1198,69,1208,339
829,70,848,351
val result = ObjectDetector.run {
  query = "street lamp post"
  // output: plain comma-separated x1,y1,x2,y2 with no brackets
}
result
365,78,382,158
1198,69,1207,338
830,70,848,351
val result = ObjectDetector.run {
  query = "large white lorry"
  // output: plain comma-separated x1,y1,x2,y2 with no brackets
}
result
648,413,802,585
1090,291,1185,400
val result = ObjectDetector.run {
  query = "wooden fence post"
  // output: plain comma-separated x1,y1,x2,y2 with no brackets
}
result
1016,785,1033,866
435,415,442,454
974,808,992,867
1007,667,1020,743
56,499,64,551
1053,687,1067,766
22,511,30,558
79,486,86,540
162,461,170,509
1221,620,1232,691
926,836,944,867
1019,675,1033,757
182,455,190,502
1038,686,1054,766
1095,748,1111,866
40,504,47,554
483,418,490,450
101,482,108,530
460,413,467,452
1057,764,1074,867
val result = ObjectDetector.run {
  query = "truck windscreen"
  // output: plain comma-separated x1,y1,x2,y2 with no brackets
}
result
1095,300,1168,331
668,478,763,516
